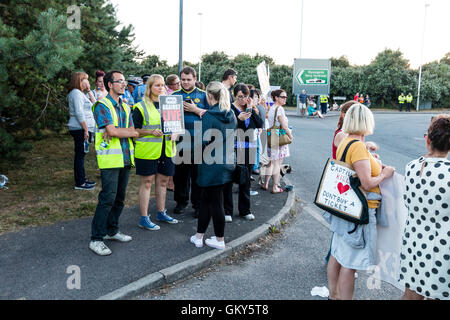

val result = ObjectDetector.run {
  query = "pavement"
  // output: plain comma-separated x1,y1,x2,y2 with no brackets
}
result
0,176,295,300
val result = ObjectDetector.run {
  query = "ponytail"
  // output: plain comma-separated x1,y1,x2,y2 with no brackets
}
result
206,82,230,112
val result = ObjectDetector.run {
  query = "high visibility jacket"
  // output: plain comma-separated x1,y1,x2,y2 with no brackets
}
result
93,97,135,169
406,95,413,103
398,95,406,104
133,99,176,160
320,95,328,103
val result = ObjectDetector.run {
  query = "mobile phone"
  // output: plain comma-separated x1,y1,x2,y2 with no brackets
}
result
185,98,193,103
245,107,252,113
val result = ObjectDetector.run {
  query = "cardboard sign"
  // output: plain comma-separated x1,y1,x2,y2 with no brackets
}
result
159,95,185,134
256,61,271,97
315,158,363,220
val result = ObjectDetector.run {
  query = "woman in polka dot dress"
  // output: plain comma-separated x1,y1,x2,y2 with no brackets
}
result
400,116,450,300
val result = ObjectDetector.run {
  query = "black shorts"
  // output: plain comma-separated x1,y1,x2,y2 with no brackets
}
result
135,155,174,177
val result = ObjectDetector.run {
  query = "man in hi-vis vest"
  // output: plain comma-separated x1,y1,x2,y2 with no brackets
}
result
90,70,139,256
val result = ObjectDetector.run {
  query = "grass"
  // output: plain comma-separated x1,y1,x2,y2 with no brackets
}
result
0,133,145,235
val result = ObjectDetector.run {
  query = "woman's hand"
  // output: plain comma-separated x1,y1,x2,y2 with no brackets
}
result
84,130,89,141
238,112,251,121
151,129,163,137
381,165,395,179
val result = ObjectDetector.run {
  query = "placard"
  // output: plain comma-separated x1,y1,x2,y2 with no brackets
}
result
256,61,271,97
315,158,363,219
159,95,185,134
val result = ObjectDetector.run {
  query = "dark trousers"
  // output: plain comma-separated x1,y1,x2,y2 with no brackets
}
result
406,102,412,112
197,184,225,237
223,163,252,217
320,103,327,114
91,166,130,241
399,103,404,111
174,162,202,209
69,130,87,187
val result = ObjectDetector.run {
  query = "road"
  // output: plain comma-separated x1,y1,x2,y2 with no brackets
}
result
136,112,436,300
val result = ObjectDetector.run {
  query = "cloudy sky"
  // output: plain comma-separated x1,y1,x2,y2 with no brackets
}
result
110,0,450,68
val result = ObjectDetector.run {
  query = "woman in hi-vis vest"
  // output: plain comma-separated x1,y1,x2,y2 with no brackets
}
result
132,74,178,231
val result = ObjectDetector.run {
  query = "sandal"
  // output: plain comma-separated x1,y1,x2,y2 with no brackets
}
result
271,187,283,194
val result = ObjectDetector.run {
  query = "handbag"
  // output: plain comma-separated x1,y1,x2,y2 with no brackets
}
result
267,106,292,148
314,139,369,226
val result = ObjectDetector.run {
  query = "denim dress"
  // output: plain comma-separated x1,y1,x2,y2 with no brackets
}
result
323,192,382,270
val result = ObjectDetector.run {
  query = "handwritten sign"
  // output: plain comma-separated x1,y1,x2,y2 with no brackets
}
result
315,158,363,219
159,95,185,134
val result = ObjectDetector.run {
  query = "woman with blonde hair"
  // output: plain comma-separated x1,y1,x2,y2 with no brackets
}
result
67,71,97,190
190,82,237,249
133,74,178,231
326,103,395,300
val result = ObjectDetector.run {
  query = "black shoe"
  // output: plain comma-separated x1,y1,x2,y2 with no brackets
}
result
252,169,260,175
85,180,96,186
173,203,187,214
192,207,200,219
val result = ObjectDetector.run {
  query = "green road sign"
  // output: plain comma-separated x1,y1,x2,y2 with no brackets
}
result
296,69,328,85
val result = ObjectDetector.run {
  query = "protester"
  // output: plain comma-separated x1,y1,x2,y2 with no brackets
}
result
307,99,324,118
222,68,238,104
358,94,365,104
299,89,308,116
326,103,395,299
89,70,139,256
93,70,108,100
67,72,96,190
332,100,358,160
223,83,263,222
354,92,359,101
172,67,209,218
399,116,449,300
250,89,266,175
166,74,181,94
122,78,137,106
262,89,293,193
133,74,150,104
364,94,371,108
190,82,237,250
133,74,178,231
195,81,206,90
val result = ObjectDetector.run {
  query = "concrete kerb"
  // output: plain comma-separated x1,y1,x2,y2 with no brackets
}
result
97,177,296,300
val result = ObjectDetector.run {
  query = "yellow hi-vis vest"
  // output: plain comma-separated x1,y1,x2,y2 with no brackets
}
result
93,97,135,169
133,99,176,160
406,95,413,103
398,95,405,103
320,95,328,103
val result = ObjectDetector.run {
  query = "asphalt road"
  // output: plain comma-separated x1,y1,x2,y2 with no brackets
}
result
136,111,439,300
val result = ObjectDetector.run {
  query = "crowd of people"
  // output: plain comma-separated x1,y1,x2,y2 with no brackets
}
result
325,101,449,300
67,67,292,256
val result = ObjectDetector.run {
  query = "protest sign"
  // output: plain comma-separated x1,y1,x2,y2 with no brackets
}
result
159,95,185,135
257,61,270,97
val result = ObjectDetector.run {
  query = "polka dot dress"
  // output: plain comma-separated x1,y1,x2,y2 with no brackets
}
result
399,157,450,300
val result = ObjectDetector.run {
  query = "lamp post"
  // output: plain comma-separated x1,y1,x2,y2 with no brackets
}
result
198,12,203,82
178,0,183,75
416,3,430,111
297,0,305,115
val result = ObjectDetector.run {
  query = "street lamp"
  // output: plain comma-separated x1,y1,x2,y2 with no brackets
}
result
416,3,430,111
178,0,183,75
297,0,305,115
198,12,203,82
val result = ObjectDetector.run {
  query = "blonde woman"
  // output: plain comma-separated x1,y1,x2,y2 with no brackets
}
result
133,74,178,231
326,103,395,300
190,82,237,249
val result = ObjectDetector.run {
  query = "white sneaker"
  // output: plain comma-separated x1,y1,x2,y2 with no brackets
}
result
205,237,225,250
250,190,258,196
243,213,255,221
89,241,112,256
190,235,203,248
225,215,232,223
103,232,132,242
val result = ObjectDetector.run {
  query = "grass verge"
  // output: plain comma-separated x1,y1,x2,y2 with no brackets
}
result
0,133,145,235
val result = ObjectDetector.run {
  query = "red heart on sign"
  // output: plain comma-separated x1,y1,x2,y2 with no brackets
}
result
337,182,350,194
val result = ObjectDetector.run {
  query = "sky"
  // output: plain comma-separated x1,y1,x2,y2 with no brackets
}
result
109,0,450,69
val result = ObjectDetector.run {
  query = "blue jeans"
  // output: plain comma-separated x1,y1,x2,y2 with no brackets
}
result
253,135,261,172
91,166,130,241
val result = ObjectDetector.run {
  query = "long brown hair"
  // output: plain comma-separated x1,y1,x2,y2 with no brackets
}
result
68,72,88,93
335,100,357,134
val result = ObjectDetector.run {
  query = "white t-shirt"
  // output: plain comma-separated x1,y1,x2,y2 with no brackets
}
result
267,105,287,128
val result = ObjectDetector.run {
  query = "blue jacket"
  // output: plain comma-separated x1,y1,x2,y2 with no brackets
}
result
196,104,236,187
133,84,146,103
